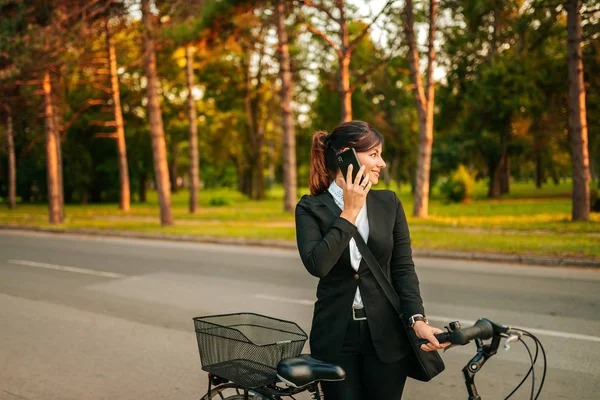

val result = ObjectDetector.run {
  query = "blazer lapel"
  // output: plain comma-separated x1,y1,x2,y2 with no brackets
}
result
319,190,387,274
355,192,378,273
366,191,376,246
319,191,341,212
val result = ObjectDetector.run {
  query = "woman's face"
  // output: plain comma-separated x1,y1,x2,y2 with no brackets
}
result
356,143,386,185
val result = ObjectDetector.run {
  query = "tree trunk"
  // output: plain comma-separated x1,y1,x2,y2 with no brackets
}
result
405,0,436,218
138,172,147,203
186,45,200,214
534,128,543,188
535,151,543,188
565,0,590,221
255,127,265,200
243,46,265,201
501,154,510,194
488,123,510,198
141,0,174,225
106,21,131,211
338,0,352,122
52,91,64,214
56,136,64,211
43,70,63,224
81,190,88,205
170,141,179,193
597,158,600,187
339,55,352,122
276,0,297,213
243,80,257,199
548,161,560,185
6,106,16,209
265,137,276,188
488,159,503,198
241,167,253,198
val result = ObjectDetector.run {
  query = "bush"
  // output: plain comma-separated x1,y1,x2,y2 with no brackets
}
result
439,165,475,204
208,196,231,207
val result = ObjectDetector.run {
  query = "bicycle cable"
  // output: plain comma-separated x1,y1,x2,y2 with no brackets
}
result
504,333,537,399
522,336,536,399
502,328,547,400
522,330,547,400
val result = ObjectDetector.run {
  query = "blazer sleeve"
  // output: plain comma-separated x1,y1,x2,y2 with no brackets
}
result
295,195,358,278
389,192,425,320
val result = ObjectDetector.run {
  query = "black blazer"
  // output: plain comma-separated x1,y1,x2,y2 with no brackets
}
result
295,189,425,363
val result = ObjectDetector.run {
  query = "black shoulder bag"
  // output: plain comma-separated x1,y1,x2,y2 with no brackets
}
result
320,194,445,382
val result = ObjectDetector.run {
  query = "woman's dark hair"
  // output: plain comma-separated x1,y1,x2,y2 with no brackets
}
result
309,120,384,196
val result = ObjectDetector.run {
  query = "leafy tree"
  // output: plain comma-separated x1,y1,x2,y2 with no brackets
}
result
141,0,174,225
566,0,591,220
301,0,400,122
276,0,298,212
403,0,437,217
438,0,567,198
2,104,16,208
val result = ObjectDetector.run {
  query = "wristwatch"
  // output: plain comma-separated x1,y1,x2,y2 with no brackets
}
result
408,314,429,328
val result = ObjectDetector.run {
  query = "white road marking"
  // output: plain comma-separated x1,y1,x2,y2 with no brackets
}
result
255,295,600,343
427,315,600,343
254,294,315,306
7,260,126,279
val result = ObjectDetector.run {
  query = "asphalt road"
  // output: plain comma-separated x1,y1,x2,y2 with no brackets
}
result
1,230,599,400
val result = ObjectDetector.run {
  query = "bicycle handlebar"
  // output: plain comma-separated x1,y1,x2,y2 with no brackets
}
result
414,318,546,400
416,318,504,346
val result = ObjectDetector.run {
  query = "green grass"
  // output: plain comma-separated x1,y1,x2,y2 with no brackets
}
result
1,180,598,261
410,228,599,259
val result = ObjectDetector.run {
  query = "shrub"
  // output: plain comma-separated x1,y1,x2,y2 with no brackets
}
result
208,196,230,207
439,165,475,204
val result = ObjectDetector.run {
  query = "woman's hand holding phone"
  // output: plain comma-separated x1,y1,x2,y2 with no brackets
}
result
338,164,371,225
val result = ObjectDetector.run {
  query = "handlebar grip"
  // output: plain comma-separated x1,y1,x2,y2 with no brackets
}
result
450,319,494,345
415,332,450,346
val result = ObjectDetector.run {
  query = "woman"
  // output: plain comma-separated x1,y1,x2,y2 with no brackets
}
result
295,121,448,399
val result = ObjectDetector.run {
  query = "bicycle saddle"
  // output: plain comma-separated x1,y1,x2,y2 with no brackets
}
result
276,354,345,388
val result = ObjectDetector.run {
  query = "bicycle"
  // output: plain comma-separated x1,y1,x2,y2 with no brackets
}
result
192,313,546,400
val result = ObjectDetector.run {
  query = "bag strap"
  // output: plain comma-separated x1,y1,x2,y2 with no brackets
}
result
319,193,406,322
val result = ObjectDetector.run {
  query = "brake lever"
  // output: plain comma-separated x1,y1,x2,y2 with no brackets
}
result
502,330,522,351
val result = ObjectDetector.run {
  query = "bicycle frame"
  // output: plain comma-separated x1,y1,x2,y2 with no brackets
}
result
462,334,502,400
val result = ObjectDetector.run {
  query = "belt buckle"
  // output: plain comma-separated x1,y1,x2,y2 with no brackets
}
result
352,306,367,321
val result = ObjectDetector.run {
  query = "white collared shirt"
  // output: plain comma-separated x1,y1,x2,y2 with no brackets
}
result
328,181,368,308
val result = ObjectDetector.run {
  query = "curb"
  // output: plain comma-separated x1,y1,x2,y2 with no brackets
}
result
2,224,599,269
411,249,600,268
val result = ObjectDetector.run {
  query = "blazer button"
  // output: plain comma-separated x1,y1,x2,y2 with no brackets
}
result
353,273,360,280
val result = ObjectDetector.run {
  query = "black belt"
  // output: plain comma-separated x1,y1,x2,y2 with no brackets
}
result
352,306,367,321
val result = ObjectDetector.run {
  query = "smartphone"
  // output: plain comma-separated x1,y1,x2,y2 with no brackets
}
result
336,148,362,183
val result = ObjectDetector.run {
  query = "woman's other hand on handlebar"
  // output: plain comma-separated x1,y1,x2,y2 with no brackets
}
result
413,321,451,352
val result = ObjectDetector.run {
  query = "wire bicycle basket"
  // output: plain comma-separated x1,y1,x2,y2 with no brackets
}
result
193,313,308,388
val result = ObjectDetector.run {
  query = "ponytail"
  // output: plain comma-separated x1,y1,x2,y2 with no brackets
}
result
309,130,332,196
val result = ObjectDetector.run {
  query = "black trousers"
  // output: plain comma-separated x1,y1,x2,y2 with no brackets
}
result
320,318,409,400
